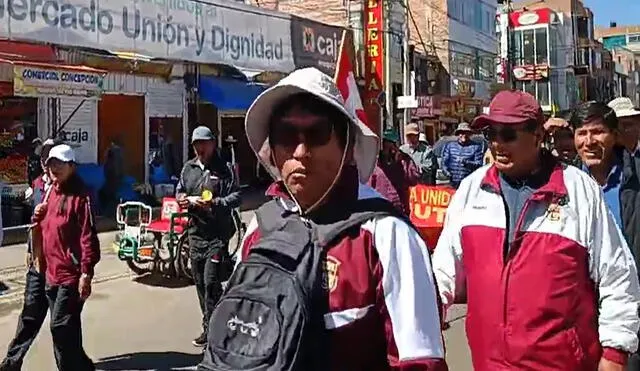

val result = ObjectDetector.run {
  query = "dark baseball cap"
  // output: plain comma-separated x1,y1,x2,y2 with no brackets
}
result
472,90,544,129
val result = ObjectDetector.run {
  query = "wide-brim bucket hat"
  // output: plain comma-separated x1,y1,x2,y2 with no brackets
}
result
244,67,379,183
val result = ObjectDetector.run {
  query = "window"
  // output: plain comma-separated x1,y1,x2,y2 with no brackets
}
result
522,29,535,65
629,34,640,43
449,50,476,80
478,53,496,82
535,28,548,64
515,80,550,107
513,27,550,66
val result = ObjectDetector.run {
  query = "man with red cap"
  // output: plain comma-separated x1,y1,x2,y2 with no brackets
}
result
432,90,640,371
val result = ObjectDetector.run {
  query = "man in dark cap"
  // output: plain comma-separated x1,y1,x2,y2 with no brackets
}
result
433,91,640,371
176,126,240,347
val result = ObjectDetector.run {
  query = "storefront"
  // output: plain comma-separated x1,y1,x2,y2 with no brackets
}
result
0,44,105,228
197,75,267,186
410,96,442,144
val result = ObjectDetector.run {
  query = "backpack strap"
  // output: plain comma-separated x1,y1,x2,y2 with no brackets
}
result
317,197,410,247
254,199,313,262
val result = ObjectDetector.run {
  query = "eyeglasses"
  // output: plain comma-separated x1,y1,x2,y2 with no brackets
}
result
270,121,334,148
482,125,533,143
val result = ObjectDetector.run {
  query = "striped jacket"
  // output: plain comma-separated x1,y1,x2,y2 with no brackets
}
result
433,160,640,370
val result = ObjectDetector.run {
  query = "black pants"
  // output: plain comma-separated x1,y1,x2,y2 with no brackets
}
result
191,247,227,334
45,284,94,371
0,268,48,370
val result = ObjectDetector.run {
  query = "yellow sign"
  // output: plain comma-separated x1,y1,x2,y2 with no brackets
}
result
13,64,104,99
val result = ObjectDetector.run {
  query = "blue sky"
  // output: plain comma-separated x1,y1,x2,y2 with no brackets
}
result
584,0,640,26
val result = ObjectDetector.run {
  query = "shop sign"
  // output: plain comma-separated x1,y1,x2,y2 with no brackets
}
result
363,0,384,135
13,65,105,98
509,8,553,28
290,16,342,76
513,64,550,81
0,0,296,72
411,96,435,118
409,185,455,227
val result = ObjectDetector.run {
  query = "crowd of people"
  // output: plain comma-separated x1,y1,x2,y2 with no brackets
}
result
2,65,640,371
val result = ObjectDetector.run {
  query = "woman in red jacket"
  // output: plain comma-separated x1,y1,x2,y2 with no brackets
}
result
32,144,100,371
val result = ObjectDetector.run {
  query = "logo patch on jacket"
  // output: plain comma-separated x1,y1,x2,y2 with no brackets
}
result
547,203,561,222
322,256,341,292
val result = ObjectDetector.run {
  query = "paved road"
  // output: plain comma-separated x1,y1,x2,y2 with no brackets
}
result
0,276,472,371
0,209,473,370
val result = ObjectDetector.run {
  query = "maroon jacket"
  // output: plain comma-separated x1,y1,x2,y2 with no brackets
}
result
240,166,447,371
368,151,419,215
39,174,100,286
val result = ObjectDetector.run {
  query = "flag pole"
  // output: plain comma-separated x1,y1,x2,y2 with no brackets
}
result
334,29,349,82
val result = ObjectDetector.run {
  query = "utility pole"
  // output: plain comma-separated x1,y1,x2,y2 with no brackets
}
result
505,0,516,89
402,0,411,129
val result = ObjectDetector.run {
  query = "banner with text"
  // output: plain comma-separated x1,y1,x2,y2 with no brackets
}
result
409,185,455,250
13,65,105,98
0,0,295,72
290,16,342,77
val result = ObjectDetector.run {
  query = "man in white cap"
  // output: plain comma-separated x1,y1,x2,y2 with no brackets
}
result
609,97,640,156
199,68,446,370
606,98,640,371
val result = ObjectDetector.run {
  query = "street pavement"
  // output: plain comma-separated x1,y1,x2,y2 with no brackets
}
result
0,210,473,371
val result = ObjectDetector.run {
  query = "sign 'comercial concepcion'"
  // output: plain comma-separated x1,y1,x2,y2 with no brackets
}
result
0,0,296,72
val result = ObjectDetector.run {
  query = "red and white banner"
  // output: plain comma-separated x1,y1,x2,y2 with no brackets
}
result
509,8,553,27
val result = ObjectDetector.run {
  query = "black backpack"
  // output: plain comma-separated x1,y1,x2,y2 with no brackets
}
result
198,198,403,371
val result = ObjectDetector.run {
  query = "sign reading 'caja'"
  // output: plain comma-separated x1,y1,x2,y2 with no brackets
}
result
13,65,105,98
290,16,343,76
0,0,295,72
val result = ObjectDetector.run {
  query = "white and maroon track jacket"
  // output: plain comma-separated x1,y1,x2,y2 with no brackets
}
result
238,179,447,370
433,160,640,370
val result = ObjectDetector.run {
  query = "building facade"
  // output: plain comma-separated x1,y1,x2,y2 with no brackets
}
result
497,0,612,112
596,24,640,105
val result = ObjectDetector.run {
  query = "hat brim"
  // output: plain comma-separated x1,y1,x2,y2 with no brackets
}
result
615,109,640,118
405,129,420,136
45,154,73,165
245,84,379,183
471,114,531,129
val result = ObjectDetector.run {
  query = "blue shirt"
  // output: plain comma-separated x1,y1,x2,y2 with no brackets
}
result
584,161,624,228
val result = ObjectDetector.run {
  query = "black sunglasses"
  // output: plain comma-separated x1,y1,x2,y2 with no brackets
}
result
270,120,334,148
482,124,535,143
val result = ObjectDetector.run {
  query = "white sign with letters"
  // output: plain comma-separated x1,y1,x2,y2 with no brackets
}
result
0,0,295,72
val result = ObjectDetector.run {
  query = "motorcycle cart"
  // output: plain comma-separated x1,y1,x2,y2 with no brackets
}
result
114,197,191,279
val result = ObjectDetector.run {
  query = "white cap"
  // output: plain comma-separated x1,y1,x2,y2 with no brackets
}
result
245,67,378,183
608,97,640,118
45,144,76,164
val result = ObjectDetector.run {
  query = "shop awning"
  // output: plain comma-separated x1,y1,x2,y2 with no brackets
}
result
198,76,267,112
0,40,58,63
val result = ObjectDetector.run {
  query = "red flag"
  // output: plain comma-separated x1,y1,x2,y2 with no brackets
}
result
334,31,372,135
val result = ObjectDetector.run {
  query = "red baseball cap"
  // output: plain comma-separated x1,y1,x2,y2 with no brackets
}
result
472,90,544,128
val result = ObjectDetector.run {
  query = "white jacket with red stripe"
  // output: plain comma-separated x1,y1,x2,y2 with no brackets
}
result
237,181,447,370
433,160,640,370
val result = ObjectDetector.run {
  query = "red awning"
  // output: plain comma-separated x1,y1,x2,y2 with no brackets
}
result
0,40,58,63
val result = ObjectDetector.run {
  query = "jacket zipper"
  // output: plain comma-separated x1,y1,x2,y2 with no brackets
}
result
501,197,535,360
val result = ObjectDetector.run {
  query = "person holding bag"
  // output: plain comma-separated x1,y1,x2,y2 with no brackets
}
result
32,144,100,371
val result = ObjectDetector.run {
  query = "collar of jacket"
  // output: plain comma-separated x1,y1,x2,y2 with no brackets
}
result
265,165,360,223
481,150,568,201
